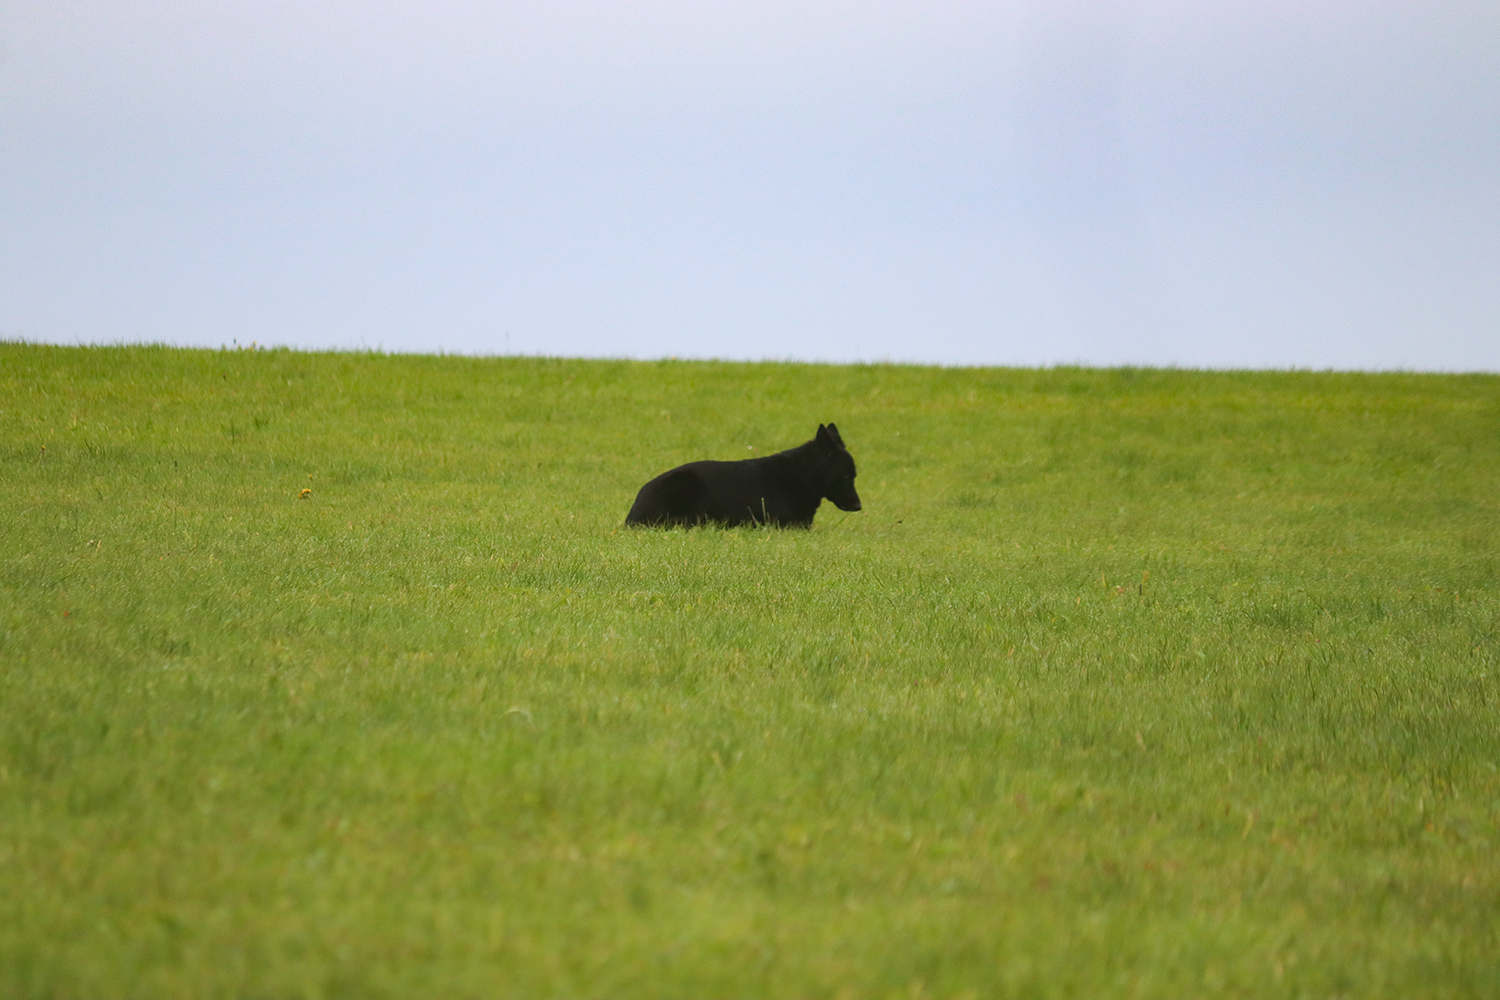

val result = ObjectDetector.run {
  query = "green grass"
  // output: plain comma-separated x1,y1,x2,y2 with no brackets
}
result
2,343,1498,998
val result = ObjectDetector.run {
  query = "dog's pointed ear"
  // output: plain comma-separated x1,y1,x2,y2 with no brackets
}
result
815,423,835,452
826,423,845,447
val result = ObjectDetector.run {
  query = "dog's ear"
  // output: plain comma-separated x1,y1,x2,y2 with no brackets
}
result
826,423,845,447
815,424,835,452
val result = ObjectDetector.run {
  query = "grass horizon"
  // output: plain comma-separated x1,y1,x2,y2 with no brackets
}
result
2,343,1497,997
9,336,1499,375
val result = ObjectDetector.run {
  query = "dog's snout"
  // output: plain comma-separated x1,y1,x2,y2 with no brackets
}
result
833,489,862,512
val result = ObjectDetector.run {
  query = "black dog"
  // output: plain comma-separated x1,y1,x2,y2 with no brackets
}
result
625,424,861,528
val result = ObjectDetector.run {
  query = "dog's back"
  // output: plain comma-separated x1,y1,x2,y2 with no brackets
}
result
625,424,860,528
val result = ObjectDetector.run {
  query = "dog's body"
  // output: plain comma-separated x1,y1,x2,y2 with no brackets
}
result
625,424,861,528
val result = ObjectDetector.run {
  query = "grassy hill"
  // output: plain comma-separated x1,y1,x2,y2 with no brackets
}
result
2,343,1497,997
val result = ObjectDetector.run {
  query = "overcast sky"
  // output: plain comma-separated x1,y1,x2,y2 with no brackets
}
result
2,0,1497,369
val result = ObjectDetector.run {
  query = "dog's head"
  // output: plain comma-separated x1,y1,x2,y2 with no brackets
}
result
815,423,862,512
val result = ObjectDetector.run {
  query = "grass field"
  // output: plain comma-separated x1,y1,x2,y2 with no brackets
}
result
2,343,1498,998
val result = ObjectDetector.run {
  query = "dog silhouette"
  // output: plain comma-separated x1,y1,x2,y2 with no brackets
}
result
625,423,861,528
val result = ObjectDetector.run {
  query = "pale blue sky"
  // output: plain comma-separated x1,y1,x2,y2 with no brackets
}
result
2,0,1497,369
